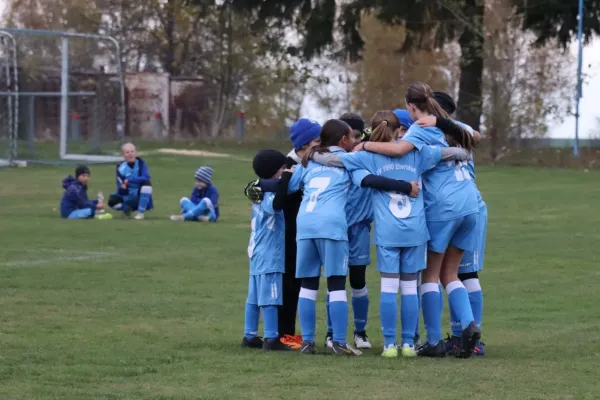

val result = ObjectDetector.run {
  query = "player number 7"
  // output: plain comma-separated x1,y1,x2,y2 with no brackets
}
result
306,177,331,212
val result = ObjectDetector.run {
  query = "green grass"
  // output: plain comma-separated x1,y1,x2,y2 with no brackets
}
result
1,151,599,399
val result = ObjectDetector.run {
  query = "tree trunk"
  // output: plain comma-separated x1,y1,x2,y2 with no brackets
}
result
456,0,484,132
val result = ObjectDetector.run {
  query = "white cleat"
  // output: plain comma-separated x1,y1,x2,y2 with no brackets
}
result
170,214,185,221
134,212,145,220
325,333,333,349
354,331,372,349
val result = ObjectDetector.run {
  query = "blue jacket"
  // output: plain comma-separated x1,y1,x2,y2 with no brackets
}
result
60,175,98,218
190,184,220,220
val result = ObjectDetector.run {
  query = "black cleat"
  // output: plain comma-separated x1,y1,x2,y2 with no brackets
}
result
444,334,460,356
331,341,362,356
416,341,446,358
456,321,481,359
241,336,263,349
299,341,318,355
263,338,293,351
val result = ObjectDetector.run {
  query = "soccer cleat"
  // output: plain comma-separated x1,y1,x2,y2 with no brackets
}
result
241,336,263,349
332,342,362,356
401,343,417,358
324,332,333,349
416,341,446,358
456,321,481,359
299,341,317,355
444,335,460,356
354,331,372,349
134,212,145,220
474,340,486,356
95,213,113,220
170,214,185,221
280,335,301,350
263,338,294,351
381,344,398,358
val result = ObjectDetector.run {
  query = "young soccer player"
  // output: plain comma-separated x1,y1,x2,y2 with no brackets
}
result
243,118,322,350
354,82,481,358
107,143,154,220
170,166,219,222
417,92,487,356
323,112,373,350
311,110,471,358
242,149,293,351
280,119,418,356
60,165,112,220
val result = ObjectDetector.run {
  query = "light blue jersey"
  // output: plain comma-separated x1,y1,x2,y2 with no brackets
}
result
288,151,352,241
328,147,372,226
339,146,442,248
453,119,486,209
117,160,142,196
247,192,285,275
402,125,478,222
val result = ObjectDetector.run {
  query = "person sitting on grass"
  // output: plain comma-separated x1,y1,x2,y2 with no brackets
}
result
60,165,112,220
107,143,154,220
170,166,219,222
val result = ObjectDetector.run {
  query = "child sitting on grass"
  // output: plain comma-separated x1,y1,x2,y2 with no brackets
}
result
60,165,112,220
170,166,219,222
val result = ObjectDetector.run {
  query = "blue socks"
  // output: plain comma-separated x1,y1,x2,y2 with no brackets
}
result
446,280,474,330
298,288,318,344
244,302,259,339
329,290,348,344
262,305,278,340
138,186,152,212
325,292,333,334
421,282,442,344
351,287,369,333
400,279,419,346
463,278,483,328
380,277,399,347
184,198,216,221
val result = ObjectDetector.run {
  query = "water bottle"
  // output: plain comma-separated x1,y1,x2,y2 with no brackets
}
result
97,192,105,213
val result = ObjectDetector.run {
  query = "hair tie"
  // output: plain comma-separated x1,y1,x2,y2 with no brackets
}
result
382,120,388,126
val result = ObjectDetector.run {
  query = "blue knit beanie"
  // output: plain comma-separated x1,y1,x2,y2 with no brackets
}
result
393,109,414,129
290,118,321,150
195,166,213,184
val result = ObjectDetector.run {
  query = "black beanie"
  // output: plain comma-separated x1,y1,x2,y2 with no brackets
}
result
253,149,287,179
75,165,90,177
433,91,457,115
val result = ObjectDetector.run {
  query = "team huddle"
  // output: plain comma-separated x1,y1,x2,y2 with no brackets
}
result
242,82,487,358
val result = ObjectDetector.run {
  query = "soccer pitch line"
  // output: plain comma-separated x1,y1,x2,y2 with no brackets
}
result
0,251,116,268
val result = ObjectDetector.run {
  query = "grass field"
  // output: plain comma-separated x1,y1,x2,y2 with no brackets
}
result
1,145,599,399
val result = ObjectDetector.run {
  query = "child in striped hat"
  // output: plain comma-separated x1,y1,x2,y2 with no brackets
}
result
170,166,219,222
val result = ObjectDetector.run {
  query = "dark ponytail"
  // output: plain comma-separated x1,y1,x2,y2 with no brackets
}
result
406,82,474,152
302,119,351,167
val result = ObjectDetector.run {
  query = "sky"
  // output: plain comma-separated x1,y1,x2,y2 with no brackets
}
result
1,0,598,138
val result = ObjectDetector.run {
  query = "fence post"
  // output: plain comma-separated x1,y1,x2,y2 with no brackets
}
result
236,112,245,139
91,96,100,153
154,113,162,139
70,112,80,141
27,96,35,157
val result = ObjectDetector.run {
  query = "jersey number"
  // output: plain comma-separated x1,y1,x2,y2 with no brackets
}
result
452,161,472,182
306,177,331,213
389,192,411,219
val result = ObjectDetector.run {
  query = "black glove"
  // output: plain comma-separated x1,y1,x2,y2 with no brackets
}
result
361,128,372,142
244,179,263,203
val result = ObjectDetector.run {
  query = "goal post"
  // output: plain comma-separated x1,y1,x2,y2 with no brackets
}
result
0,28,127,165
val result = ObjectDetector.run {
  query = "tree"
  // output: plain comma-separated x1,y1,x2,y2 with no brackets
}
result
483,0,574,160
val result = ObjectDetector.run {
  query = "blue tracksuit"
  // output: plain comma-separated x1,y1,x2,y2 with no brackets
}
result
112,157,154,212
180,184,220,222
60,175,98,219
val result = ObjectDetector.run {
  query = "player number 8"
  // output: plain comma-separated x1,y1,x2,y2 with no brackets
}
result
389,191,411,219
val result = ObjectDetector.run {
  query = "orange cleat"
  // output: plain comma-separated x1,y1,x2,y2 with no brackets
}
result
280,334,302,350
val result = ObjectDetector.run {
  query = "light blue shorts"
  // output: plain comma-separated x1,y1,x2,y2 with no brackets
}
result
67,208,94,219
427,213,478,253
459,204,488,273
296,239,349,278
376,244,427,274
247,272,283,307
348,221,371,266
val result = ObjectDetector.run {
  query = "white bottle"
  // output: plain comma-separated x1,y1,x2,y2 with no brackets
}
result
97,192,105,213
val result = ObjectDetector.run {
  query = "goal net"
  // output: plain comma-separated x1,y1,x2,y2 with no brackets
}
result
0,28,126,166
